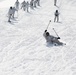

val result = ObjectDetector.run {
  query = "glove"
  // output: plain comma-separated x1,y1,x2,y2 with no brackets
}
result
45,30,47,32
57,37,60,39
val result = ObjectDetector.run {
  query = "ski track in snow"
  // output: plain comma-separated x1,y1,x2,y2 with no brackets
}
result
0,0,76,75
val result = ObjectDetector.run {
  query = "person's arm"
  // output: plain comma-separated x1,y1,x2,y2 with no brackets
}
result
43,30,47,37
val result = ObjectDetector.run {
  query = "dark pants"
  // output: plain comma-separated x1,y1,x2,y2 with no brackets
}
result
54,15,59,22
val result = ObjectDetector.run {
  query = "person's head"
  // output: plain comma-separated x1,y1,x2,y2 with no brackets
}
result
10,6,12,9
56,10,58,13
46,32,49,36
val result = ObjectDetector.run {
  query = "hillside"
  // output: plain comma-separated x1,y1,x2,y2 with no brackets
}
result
0,0,76,75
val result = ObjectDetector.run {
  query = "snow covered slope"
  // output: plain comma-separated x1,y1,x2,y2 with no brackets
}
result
0,0,76,75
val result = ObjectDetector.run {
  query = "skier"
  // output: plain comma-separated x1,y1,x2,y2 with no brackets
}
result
26,1,30,12
43,30,63,46
34,0,37,7
30,0,34,9
21,0,26,11
8,6,13,22
36,0,40,6
54,10,59,22
12,7,18,18
15,0,20,10
54,0,57,6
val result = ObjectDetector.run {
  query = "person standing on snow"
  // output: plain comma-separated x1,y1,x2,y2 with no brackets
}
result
34,0,37,7
8,6,13,22
26,1,30,12
54,0,57,6
15,0,20,10
30,0,34,9
21,0,26,11
12,7,18,18
54,10,59,22
36,0,40,6
43,30,63,45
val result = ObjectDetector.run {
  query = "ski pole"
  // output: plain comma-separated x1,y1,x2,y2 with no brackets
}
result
53,28,60,37
46,20,51,30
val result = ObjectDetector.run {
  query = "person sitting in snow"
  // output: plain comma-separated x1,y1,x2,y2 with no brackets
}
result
43,30,64,46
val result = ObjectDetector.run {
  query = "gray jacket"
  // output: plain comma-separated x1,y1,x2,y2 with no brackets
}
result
43,31,58,43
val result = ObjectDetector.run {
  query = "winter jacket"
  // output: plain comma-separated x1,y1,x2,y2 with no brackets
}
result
26,2,29,8
43,31,59,44
8,8,13,15
12,7,17,14
55,12,59,16
21,1,26,7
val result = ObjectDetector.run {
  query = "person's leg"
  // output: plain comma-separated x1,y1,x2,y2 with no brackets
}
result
27,7,28,12
54,16,56,22
53,39,63,45
57,16,59,22
8,14,11,22
23,6,26,11
38,0,40,6
54,0,56,6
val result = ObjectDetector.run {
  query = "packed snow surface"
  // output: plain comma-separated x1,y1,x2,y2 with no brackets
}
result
0,0,76,75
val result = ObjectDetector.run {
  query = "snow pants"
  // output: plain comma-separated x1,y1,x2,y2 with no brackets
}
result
54,15,59,22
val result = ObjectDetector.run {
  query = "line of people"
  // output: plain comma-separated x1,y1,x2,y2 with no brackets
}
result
8,0,40,22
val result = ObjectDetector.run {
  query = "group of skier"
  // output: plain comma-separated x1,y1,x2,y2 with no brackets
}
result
7,0,65,46
8,0,40,22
